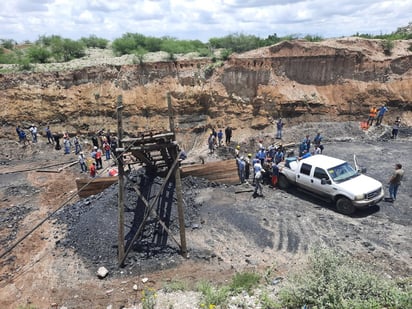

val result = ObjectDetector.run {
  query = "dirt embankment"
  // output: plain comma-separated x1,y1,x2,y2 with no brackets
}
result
1,38,412,142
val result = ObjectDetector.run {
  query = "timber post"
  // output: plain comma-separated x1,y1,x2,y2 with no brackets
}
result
167,92,187,257
117,95,125,265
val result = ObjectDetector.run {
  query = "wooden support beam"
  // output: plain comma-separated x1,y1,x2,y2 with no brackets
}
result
117,95,125,266
132,151,153,166
122,132,175,143
132,186,182,250
119,154,181,267
129,142,177,152
175,164,187,257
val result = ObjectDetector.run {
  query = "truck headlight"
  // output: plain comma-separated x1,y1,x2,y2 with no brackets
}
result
355,194,365,200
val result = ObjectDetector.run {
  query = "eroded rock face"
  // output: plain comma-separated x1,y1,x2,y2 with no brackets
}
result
1,38,411,139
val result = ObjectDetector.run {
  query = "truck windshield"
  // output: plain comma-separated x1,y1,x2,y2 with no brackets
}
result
327,162,358,183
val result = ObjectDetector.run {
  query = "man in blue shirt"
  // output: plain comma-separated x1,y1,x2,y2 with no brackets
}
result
276,118,284,139
376,105,388,125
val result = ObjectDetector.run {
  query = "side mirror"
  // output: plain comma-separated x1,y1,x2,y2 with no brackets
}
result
321,178,332,185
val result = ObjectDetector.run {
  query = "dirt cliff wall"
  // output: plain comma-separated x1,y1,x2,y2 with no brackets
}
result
1,38,411,139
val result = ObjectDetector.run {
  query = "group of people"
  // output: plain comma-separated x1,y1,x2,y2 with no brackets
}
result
15,124,118,178
235,142,285,197
367,105,402,138
367,105,389,126
82,131,117,177
207,126,233,154
234,130,324,197
15,124,39,145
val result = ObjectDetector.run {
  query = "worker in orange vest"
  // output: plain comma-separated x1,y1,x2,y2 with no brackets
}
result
367,106,378,126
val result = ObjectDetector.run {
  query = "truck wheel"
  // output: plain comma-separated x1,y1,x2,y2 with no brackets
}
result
336,197,355,215
278,174,290,189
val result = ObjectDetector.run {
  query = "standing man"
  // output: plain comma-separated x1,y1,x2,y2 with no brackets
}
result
313,132,324,153
63,136,71,154
271,161,279,189
90,162,97,178
225,126,232,145
367,106,378,126
45,126,54,144
237,156,246,184
73,135,81,155
78,152,87,173
29,124,38,143
391,117,401,139
376,105,388,125
217,129,223,147
208,133,215,154
387,163,404,202
244,153,252,182
16,125,21,142
276,118,284,139
253,160,265,197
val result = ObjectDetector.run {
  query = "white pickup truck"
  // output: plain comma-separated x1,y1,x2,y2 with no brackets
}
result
278,154,384,214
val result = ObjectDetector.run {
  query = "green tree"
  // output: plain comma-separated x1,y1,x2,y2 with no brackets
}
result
27,45,51,63
0,39,16,50
51,38,85,62
80,35,109,48
209,33,264,53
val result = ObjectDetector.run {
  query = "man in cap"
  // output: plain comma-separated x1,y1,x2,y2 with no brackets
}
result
78,151,87,173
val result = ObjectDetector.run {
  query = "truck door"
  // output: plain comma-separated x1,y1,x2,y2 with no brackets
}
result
312,167,336,199
296,163,313,190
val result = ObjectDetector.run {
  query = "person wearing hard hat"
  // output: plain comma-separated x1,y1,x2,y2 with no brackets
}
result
235,145,240,158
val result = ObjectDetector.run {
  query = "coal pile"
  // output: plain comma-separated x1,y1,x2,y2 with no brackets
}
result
55,169,220,277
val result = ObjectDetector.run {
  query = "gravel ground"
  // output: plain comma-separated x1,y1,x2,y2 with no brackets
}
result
1,121,411,308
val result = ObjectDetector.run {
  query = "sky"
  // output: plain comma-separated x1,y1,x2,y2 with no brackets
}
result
1,0,411,43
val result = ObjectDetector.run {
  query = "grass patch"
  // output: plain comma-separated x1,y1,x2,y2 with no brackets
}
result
278,248,412,309
162,279,188,293
230,271,261,294
197,280,230,308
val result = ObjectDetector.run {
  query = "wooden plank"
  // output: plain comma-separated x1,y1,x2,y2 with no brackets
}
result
122,132,175,143
180,160,239,185
76,177,118,198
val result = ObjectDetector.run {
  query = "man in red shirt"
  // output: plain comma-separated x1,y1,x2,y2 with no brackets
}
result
90,162,97,178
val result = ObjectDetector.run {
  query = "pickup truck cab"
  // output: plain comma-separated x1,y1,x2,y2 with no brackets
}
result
278,154,384,214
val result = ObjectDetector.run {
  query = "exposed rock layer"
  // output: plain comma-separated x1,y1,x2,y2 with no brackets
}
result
1,38,411,141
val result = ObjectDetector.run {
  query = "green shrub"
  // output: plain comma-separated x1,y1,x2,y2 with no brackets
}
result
141,288,157,309
0,48,18,64
0,39,16,50
18,58,33,71
230,271,261,294
34,35,86,62
382,39,394,55
304,34,324,42
80,35,108,48
162,280,188,293
197,280,230,308
220,49,232,61
27,46,51,63
278,248,412,309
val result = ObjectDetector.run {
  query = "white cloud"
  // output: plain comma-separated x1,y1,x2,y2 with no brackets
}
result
0,0,411,42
